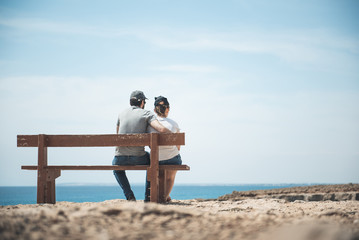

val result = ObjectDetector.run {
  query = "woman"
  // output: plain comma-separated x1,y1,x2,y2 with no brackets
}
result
148,96,182,202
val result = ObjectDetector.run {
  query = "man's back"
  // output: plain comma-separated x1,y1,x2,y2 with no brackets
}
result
115,106,156,156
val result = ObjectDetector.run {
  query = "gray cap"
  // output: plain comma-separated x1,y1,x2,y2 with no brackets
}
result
130,90,147,100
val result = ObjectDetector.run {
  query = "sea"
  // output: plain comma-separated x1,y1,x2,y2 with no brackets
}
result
0,184,316,206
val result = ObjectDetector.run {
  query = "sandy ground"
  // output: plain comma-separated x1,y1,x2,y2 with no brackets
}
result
1,184,359,240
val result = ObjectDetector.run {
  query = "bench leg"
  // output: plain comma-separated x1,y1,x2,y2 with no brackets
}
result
37,168,46,204
37,135,48,204
45,180,56,204
38,169,61,204
148,169,158,203
159,169,167,203
149,133,159,203
45,169,61,204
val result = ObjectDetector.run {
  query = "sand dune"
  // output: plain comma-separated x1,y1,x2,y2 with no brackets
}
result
1,184,358,240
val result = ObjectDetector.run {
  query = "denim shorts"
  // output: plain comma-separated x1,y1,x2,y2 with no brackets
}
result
159,154,182,165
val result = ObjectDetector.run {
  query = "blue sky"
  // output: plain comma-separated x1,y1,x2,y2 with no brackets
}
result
0,0,358,186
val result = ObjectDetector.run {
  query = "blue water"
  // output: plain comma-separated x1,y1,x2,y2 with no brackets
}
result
0,184,310,205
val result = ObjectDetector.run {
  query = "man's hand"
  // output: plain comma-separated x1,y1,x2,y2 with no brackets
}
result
150,120,172,133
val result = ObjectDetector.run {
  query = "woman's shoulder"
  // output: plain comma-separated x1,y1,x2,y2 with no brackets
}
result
163,117,179,131
163,117,178,124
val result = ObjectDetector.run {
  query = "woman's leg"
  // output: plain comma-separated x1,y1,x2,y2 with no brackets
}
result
165,170,177,201
159,154,182,201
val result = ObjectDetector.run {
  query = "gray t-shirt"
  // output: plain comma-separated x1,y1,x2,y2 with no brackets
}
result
115,106,156,156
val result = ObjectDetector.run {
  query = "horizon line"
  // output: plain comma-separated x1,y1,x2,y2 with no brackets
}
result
1,182,356,187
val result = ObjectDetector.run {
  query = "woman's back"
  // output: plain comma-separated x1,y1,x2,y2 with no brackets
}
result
147,116,180,160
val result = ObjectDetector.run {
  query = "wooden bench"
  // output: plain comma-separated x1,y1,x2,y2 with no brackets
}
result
17,133,189,204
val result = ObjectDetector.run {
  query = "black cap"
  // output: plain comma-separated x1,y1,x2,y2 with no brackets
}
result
130,90,147,101
154,96,169,106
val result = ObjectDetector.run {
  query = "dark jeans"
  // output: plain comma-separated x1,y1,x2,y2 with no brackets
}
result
159,154,182,165
113,153,182,200
112,152,150,199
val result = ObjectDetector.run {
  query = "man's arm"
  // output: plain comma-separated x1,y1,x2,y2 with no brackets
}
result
150,120,172,133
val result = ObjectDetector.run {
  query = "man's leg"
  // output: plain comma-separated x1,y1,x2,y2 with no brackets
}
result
113,170,136,200
132,152,151,202
112,156,136,200
118,153,151,201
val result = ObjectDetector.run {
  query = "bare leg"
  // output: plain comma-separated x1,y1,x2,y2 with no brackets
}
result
165,170,177,201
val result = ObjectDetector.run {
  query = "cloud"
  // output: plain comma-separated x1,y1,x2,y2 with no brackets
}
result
149,64,221,73
0,18,131,38
1,17,358,70
142,28,359,70
1,75,359,184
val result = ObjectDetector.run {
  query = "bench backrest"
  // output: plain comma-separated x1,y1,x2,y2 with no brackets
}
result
18,133,186,204
17,133,185,147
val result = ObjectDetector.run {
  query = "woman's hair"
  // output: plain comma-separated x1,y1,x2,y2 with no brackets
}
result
155,104,168,117
154,96,169,117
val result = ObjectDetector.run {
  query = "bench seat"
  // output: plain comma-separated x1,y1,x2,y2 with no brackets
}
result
22,165,190,171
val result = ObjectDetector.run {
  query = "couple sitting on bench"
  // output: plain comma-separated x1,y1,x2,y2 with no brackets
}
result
112,91,182,202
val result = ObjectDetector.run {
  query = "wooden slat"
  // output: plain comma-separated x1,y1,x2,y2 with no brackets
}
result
22,165,148,170
21,165,190,171
49,165,150,170
158,133,185,146
22,165,39,170
160,165,190,170
17,133,185,147
17,135,38,147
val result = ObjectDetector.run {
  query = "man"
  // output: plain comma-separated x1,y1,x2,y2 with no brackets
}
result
112,90,171,201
